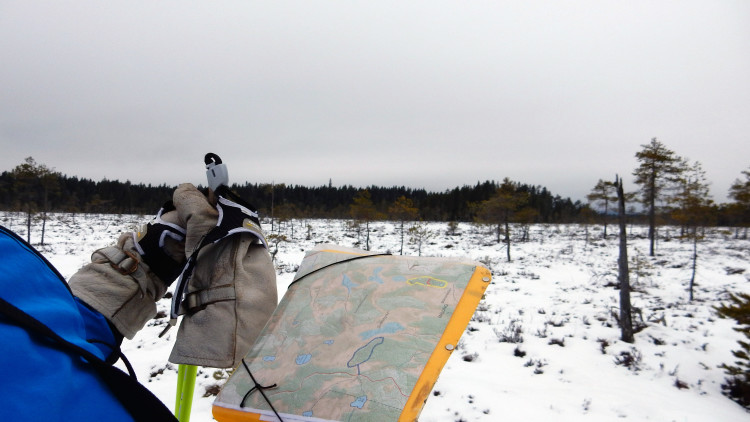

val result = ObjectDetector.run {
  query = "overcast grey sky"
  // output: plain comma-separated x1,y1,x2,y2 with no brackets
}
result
1,1,748,202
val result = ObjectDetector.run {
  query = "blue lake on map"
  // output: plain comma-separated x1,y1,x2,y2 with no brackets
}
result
350,396,367,409
359,322,405,340
295,354,312,365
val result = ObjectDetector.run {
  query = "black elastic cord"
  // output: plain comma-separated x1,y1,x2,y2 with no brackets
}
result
287,252,392,289
87,338,136,379
240,359,284,422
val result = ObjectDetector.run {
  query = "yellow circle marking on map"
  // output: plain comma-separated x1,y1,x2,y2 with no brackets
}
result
406,276,448,288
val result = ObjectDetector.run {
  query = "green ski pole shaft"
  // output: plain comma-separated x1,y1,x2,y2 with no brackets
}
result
175,364,198,422
175,365,186,415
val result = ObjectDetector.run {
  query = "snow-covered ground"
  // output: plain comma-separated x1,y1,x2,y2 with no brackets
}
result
3,211,750,421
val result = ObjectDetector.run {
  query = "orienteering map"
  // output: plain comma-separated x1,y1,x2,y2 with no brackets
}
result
214,245,490,422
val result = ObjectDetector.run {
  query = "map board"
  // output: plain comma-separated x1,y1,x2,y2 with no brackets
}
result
213,244,491,422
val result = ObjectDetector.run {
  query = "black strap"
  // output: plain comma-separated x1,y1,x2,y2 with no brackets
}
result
215,185,261,227
136,201,186,284
240,358,284,421
0,297,177,421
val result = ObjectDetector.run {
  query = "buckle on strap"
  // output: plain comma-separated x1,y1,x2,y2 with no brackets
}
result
111,250,140,275
182,285,236,314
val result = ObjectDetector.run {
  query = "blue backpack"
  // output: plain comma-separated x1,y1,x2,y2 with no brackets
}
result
0,225,176,421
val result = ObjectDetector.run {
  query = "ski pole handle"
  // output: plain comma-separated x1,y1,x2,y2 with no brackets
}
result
205,153,229,191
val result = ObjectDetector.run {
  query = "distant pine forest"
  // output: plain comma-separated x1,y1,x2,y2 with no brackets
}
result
1,154,747,229
0,170,582,222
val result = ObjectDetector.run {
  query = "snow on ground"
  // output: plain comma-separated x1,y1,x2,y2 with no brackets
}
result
2,211,750,421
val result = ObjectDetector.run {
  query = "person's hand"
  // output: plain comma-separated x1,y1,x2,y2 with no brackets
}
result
168,183,278,368
69,202,186,339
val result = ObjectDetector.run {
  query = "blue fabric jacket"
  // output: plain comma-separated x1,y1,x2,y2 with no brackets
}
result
0,226,175,421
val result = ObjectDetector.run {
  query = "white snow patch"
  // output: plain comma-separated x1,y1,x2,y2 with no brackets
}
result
3,213,750,421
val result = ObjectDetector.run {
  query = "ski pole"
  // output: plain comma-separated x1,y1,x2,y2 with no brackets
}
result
175,364,198,422
173,154,229,421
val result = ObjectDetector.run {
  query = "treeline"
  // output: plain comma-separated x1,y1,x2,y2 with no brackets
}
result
0,160,582,222
231,180,582,222
0,170,174,215
2,153,749,232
